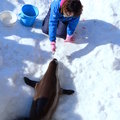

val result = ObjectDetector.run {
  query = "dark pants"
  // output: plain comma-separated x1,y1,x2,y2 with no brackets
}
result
42,9,68,39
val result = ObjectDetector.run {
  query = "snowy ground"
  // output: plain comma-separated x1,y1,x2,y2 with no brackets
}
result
0,0,120,120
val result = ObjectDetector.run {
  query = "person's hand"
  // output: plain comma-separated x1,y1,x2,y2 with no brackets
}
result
51,42,56,52
64,34,75,43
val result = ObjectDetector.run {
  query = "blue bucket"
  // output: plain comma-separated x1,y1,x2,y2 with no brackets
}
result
19,4,39,27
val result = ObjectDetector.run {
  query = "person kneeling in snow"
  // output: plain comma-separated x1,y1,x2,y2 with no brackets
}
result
42,0,83,52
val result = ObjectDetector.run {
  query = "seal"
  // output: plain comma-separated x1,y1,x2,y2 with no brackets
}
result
23,58,74,120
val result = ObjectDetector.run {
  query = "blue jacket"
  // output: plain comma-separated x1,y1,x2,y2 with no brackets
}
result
49,0,80,42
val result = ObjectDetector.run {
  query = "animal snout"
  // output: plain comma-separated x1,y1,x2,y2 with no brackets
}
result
53,58,58,63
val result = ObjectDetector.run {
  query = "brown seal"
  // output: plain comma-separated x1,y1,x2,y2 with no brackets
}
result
24,58,74,120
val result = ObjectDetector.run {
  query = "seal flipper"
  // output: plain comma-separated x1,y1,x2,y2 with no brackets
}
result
60,88,74,95
24,77,39,88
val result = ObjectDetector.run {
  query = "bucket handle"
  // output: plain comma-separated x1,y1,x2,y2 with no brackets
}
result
18,13,24,20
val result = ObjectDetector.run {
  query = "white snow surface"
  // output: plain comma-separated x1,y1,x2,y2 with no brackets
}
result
0,0,120,120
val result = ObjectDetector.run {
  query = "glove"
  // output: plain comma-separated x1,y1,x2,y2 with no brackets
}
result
51,42,56,52
64,34,75,43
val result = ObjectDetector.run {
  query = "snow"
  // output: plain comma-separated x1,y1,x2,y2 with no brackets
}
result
0,0,120,120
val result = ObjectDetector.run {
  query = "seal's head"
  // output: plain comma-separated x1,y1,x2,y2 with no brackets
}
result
50,58,58,65
47,58,58,73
